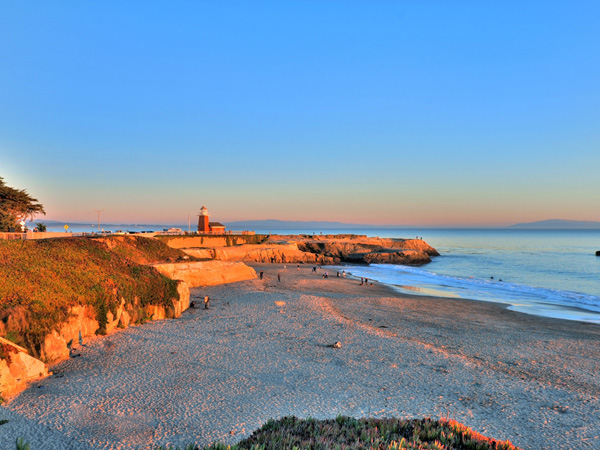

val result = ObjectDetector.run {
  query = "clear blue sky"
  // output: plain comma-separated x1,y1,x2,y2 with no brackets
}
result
1,1,599,226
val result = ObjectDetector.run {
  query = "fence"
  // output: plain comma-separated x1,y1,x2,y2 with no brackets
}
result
0,230,256,240
0,232,87,241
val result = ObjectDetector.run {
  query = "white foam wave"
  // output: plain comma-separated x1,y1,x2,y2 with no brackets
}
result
328,264,600,323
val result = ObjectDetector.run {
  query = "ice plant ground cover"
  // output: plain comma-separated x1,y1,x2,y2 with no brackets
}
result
157,416,521,450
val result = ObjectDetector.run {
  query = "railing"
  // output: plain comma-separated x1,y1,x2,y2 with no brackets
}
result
0,232,26,240
192,230,255,236
1,230,256,240
0,232,87,241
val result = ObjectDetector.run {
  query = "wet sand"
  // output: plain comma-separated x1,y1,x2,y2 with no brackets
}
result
2,263,599,449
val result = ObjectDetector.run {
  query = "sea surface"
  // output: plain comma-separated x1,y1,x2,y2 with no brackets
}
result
43,223,600,324
271,228,600,324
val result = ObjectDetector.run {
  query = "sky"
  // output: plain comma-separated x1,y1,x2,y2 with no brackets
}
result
1,1,599,227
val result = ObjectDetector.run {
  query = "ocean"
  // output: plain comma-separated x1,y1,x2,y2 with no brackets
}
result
266,228,600,324
43,223,600,324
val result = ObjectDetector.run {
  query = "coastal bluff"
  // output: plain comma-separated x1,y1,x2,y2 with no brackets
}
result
167,234,439,266
0,236,257,399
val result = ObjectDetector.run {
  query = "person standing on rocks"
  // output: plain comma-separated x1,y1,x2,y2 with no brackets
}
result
204,295,210,309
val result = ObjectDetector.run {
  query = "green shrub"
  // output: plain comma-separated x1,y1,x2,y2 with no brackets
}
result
155,416,521,450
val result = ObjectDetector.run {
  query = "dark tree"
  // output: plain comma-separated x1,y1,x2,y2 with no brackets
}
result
0,177,46,232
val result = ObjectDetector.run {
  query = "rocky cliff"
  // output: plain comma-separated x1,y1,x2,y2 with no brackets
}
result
153,261,257,287
182,244,335,265
297,237,438,265
0,282,190,398
175,235,438,266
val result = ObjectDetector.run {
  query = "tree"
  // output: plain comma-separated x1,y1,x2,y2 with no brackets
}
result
0,177,46,232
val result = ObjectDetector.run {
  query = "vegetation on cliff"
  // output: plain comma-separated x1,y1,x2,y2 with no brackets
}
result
157,416,521,450
0,236,186,358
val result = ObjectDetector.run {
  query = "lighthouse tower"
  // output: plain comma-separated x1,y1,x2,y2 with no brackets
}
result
197,206,210,233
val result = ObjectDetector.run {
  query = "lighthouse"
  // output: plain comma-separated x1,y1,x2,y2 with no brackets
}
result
197,206,226,234
197,206,210,233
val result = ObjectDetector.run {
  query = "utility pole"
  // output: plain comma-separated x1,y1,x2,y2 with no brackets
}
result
94,209,104,234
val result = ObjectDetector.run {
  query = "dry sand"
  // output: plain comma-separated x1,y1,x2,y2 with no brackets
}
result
1,263,599,449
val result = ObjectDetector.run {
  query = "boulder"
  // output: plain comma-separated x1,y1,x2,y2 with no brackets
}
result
0,348,48,398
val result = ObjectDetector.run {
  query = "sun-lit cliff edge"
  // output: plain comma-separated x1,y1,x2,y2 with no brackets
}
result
0,236,256,398
162,234,439,266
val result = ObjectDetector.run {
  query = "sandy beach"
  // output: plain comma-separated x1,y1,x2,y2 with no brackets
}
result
1,263,599,449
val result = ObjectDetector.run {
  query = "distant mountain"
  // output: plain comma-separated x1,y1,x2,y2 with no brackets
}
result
225,219,391,230
509,219,600,229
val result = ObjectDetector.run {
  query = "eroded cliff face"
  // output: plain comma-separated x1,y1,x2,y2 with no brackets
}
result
182,244,335,265
297,238,438,265
153,261,257,287
0,282,190,399
0,348,48,398
174,236,438,266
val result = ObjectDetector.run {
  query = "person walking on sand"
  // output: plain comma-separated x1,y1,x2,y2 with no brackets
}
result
259,271,264,280
278,273,281,282
204,295,210,309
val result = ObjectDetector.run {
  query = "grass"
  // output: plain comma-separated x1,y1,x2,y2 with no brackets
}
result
155,416,522,450
0,236,186,358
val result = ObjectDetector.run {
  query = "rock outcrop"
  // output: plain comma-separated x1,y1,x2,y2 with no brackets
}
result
297,237,438,265
172,235,438,266
183,244,335,265
153,261,257,287
0,347,49,398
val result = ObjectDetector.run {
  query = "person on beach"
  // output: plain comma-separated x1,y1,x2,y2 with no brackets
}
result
297,264,300,270
204,295,210,309
278,273,281,282
342,270,346,278
360,277,364,285
259,271,264,279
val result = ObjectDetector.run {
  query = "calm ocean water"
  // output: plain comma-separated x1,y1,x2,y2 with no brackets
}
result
271,228,600,324
44,223,600,323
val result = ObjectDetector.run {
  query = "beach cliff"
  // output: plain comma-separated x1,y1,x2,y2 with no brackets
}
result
0,236,256,399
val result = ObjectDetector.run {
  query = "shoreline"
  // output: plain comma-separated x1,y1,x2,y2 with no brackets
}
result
319,261,600,325
2,263,599,449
